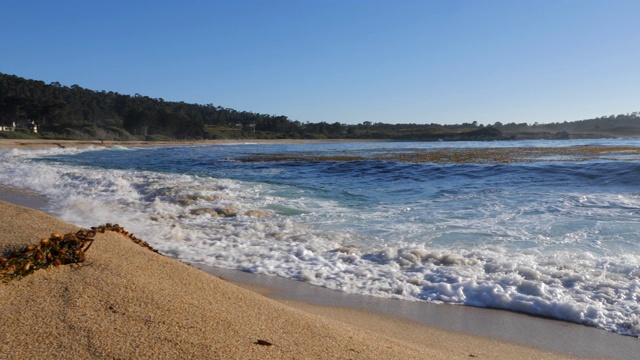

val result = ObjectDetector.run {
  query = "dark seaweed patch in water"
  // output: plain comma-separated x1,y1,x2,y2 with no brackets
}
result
238,145,640,164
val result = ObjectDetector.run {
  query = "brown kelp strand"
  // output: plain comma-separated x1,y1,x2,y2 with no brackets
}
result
90,223,159,254
0,223,158,282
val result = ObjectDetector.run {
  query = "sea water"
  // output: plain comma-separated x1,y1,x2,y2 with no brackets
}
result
1,139,640,337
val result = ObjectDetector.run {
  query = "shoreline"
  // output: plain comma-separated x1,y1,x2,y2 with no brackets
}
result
0,138,392,150
0,185,636,359
198,265,637,359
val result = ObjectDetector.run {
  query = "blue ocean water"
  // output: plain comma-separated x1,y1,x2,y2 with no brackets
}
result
1,139,640,336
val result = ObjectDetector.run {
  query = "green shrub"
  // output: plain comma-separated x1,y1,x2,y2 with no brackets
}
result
146,134,175,141
0,131,38,139
105,126,133,139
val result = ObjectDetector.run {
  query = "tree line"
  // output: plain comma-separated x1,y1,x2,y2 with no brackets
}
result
0,73,298,140
1,72,638,141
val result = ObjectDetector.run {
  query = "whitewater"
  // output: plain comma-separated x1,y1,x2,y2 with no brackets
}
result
1,139,639,337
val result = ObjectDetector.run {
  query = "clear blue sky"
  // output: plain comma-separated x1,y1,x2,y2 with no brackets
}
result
1,0,639,125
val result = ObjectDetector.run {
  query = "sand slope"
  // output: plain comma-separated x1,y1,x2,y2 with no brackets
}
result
0,201,438,359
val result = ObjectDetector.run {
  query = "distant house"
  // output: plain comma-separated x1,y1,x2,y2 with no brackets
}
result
0,121,38,133
0,122,16,132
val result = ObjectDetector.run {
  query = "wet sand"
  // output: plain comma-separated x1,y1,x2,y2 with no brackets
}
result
202,265,638,359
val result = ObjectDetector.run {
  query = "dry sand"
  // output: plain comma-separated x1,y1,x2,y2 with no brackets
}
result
0,139,243,150
0,200,586,359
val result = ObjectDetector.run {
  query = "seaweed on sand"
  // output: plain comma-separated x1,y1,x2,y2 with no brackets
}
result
0,223,158,282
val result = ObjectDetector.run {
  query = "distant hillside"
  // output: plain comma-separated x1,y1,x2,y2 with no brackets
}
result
0,72,295,140
1,72,638,141
493,113,640,139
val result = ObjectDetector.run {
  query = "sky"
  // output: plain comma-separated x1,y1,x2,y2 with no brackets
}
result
1,0,639,125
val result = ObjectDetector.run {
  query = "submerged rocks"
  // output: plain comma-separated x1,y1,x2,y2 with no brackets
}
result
188,206,239,218
244,209,270,219
189,208,221,217
174,194,222,206
188,207,270,219
237,145,640,164
216,206,238,217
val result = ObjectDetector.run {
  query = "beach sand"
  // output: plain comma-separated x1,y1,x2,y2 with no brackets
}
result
1,139,635,359
0,138,378,150
0,200,433,359
0,199,596,359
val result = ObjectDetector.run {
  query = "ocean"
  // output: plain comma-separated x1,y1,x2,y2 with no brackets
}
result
1,139,639,337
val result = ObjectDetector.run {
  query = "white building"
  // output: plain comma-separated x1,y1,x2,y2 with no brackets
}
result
0,121,37,133
0,122,16,132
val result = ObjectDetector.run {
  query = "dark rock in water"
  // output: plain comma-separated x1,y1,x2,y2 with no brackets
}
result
189,208,221,217
216,206,238,217
245,209,270,219
188,206,240,218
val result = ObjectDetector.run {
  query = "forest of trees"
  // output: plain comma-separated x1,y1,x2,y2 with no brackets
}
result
0,73,296,140
1,72,639,141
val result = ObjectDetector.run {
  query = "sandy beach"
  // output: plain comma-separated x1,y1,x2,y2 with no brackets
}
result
1,139,637,359
0,198,584,360
0,138,382,150
3,200,443,360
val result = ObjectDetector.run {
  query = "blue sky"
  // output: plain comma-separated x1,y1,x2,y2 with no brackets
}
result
1,0,639,125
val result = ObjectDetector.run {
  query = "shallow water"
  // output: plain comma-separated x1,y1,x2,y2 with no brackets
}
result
1,139,639,336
